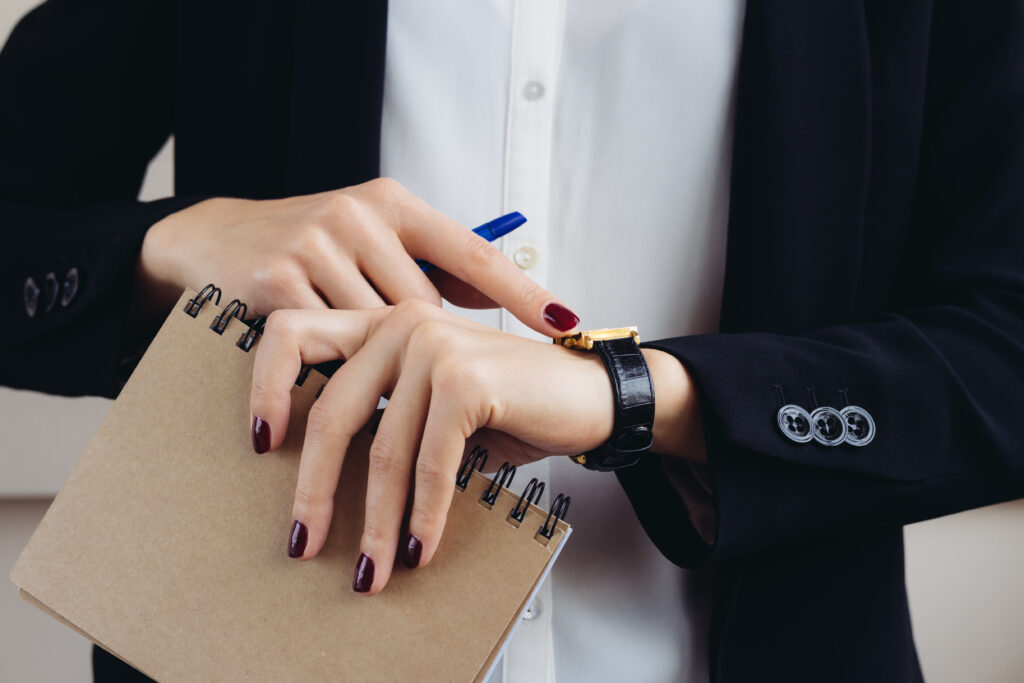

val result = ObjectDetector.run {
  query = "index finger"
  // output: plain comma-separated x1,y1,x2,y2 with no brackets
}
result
395,201,580,336
250,308,389,453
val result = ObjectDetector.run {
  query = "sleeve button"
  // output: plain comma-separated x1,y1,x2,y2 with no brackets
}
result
810,406,847,446
777,405,814,443
42,272,60,313
61,267,80,307
23,276,40,318
841,406,875,446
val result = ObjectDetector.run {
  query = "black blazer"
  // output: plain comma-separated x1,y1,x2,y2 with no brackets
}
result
3,1,1024,681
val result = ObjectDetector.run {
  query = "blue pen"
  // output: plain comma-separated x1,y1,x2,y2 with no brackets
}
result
417,211,527,273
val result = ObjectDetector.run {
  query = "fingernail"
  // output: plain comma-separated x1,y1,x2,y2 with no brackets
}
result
353,553,375,593
288,520,307,558
402,534,422,569
252,416,271,454
543,303,580,332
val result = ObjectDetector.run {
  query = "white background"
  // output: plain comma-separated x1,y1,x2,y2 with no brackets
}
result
1,2,1022,680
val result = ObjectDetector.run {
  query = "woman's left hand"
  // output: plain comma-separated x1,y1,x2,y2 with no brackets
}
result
250,300,703,595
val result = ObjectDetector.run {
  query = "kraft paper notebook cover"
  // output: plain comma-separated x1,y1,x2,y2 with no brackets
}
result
11,286,571,682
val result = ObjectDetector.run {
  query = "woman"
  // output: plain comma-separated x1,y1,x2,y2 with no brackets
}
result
3,1,1024,682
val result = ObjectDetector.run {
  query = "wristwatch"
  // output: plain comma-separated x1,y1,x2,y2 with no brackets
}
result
557,327,655,471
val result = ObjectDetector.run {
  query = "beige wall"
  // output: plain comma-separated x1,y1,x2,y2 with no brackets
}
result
2,2,1023,681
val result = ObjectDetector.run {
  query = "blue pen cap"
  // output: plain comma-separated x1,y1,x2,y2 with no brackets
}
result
474,211,527,242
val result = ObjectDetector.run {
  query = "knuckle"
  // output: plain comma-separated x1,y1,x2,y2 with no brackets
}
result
263,309,299,340
463,232,504,270
433,354,485,394
407,318,454,349
305,399,336,438
293,224,331,258
414,457,447,493
361,519,391,550
259,263,302,302
409,504,446,538
393,298,436,323
510,274,547,308
385,299,440,341
249,380,273,409
368,436,401,479
321,191,359,222
370,176,406,198
293,483,328,515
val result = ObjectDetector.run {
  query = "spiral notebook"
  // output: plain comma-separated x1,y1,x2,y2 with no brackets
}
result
10,286,572,682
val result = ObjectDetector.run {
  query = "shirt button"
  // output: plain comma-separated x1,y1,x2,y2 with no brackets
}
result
23,276,40,318
513,245,539,270
522,80,545,101
61,267,80,307
522,599,541,621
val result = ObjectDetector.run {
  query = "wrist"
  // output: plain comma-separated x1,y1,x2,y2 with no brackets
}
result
642,348,706,463
127,201,209,341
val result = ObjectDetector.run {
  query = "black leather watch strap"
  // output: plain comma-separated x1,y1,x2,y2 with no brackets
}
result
582,336,655,471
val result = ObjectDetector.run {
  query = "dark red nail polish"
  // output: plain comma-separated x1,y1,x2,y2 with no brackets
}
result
543,303,579,332
403,535,422,569
353,553,375,593
252,416,271,454
288,520,307,558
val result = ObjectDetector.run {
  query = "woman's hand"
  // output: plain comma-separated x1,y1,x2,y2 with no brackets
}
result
134,178,579,334
250,300,705,596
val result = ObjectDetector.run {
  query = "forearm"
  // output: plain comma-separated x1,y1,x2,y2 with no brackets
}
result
0,197,207,397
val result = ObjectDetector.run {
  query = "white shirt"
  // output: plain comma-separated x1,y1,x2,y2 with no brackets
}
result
380,1,745,681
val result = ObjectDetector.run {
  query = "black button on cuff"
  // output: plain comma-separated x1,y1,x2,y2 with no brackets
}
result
777,404,814,443
841,405,875,446
811,406,847,446
23,276,40,317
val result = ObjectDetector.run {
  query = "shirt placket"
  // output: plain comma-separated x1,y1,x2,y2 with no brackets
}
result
499,1,565,682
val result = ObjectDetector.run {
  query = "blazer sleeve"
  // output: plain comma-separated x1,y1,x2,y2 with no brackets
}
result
617,0,1024,566
0,0,205,399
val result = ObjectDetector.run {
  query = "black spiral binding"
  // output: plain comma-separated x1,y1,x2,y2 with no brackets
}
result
237,315,267,351
456,446,488,489
457,450,570,541
211,299,247,334
183,284,221,317
481,462,515,505
540,493,570,540
509,478,545,523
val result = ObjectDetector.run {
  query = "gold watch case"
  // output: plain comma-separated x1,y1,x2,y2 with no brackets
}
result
557,326,639,351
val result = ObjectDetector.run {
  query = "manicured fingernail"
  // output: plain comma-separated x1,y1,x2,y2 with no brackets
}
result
252,416,271,454
402,534,422,569
353,553,375,593
288,520,307,558
543,303,579,332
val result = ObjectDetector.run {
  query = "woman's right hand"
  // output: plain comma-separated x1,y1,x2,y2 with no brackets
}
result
133,178,580,336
